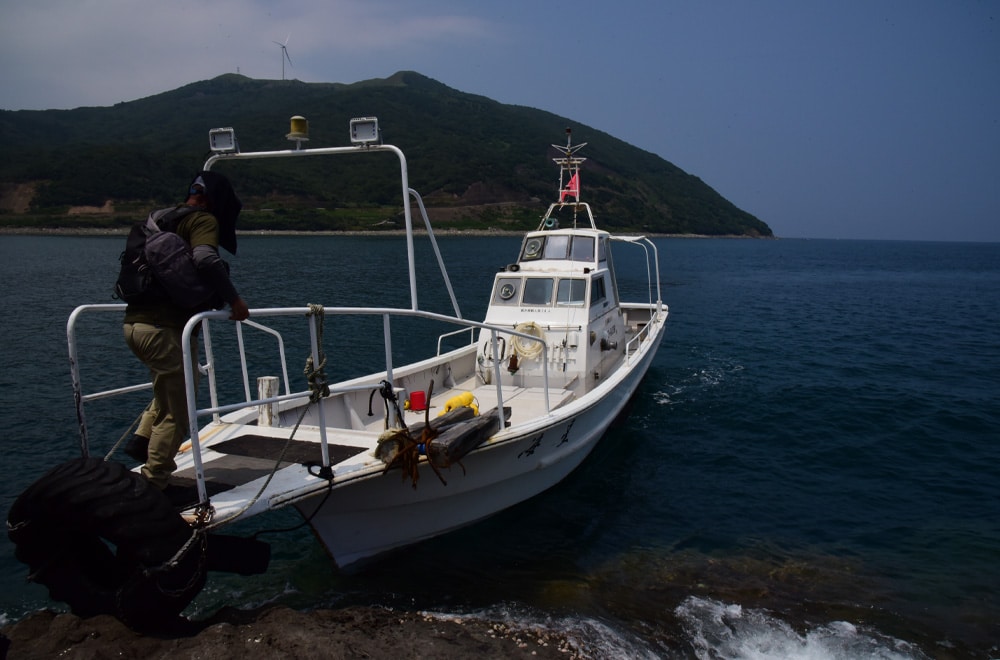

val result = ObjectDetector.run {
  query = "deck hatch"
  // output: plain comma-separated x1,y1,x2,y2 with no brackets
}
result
212,435,365,465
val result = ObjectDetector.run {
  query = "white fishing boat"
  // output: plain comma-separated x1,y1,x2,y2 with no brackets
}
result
9,118,667,630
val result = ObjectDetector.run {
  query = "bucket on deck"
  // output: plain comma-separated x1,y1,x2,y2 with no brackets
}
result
409,389,427,411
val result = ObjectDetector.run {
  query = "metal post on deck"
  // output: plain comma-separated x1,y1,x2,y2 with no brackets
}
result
257,376,280,426
182,319,209,505
382,313,394,384
308,313,332,470
490,329,506,433
200,320,221,423
66,305,91,457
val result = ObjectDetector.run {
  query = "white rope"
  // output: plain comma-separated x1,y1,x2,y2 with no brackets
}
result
511,322,545,360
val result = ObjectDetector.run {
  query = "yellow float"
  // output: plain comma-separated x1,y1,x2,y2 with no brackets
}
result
438,391,478,416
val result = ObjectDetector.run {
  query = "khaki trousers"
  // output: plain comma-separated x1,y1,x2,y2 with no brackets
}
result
124,322,198,489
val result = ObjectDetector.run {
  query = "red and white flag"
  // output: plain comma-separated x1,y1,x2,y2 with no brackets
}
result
561,173,579,201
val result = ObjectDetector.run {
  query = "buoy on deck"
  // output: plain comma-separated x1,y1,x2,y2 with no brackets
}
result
438,391,477,417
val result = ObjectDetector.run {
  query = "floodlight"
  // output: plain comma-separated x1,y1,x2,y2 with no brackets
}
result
350,117,379,145
209,127,238,153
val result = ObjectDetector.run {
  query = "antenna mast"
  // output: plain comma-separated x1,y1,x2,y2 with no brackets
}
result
552,127,587,203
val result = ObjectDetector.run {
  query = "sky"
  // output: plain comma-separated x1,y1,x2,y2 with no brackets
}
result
1,1,998,242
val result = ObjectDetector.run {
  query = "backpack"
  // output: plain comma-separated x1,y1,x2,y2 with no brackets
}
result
113,207,217,309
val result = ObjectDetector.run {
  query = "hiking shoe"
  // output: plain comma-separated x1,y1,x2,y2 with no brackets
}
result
124,434,149,463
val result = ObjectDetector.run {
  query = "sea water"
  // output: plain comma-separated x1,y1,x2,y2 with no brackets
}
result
1,235,997,658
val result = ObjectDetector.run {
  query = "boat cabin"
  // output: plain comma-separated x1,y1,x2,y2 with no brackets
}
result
478,223,627,390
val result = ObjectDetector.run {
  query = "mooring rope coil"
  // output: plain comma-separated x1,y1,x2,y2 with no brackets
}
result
304,303,330,401
511,321,545,360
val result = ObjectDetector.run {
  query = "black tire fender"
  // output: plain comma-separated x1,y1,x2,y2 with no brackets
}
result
7,457,207,631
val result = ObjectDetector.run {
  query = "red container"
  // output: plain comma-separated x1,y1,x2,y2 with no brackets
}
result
409,390,426,411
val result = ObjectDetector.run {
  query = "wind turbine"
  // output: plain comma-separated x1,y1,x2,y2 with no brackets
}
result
273,35,292,80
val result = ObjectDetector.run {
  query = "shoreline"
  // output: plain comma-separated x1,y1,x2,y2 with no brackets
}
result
0,226,766,239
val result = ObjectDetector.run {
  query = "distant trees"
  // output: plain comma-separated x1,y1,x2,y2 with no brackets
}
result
0,73,771,237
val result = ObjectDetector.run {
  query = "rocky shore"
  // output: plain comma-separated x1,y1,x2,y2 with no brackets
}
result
1,605,583,659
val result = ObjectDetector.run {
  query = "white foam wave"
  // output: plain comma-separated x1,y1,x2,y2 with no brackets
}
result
423,603,660,659
654,355,745,405
653,387,683,405
675,596,927,660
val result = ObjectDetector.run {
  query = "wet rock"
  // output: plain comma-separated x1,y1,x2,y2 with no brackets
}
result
1,605,580,659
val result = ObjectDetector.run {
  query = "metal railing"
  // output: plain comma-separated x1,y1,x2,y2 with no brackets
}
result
67,303,552,504
623,307,660,364
179,306,552,504
611,235,664,314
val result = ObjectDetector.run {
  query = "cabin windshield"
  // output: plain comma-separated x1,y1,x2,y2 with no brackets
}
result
557,279,587,306
520,234,596,264
491,276,590,307
522,278,553,305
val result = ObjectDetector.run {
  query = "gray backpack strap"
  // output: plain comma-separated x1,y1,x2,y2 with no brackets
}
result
145,213,162,234
149,206,199,233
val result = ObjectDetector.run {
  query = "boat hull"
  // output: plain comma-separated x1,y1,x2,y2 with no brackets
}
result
299,316,664,568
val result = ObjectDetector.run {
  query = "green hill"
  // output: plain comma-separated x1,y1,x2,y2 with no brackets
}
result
0,71,771,237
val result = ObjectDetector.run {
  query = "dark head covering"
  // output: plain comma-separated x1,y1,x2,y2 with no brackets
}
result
189,171,242,255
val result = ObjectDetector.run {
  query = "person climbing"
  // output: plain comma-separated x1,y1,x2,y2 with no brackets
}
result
122,171,250,490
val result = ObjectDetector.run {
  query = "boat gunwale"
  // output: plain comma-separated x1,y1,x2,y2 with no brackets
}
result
185,303,667,523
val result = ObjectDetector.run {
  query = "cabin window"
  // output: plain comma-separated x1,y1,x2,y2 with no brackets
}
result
522,278,554,305
604,240,620,305
521,237,544,261
543,235,569,260
598,238,607,263
570,236,595,262
591,275,607,309
556,278,587,306
492,277,521,305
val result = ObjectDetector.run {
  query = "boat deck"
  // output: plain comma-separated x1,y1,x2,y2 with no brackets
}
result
166,380,578,509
